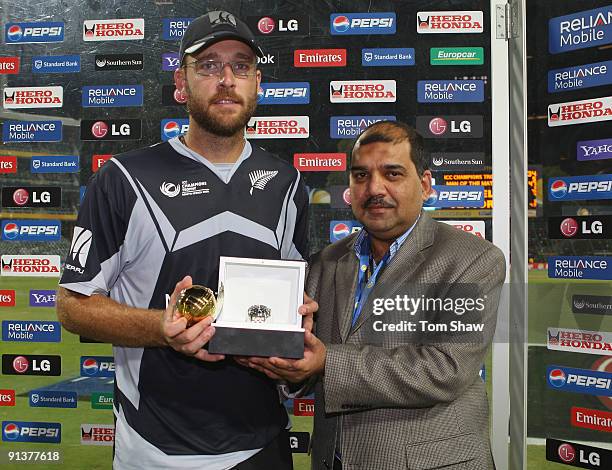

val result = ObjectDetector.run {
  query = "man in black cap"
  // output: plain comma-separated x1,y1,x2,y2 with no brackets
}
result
57,10,310,470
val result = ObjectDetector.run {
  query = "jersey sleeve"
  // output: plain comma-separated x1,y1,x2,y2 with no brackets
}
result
280,170,309,261
59,160,135,296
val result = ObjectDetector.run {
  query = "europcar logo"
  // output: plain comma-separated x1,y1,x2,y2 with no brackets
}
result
161,119,189,141
548,60,612,93
80,357,114,377
2,421,61,443
430,47,484,65
417,11,484,33
549,5,612,54
82,85,144,107
257,82,310,105
548,96,612,126
330,221,362,242
546,365,612,396
330,13,396,35
330,116,396,139
5,22,64,44
423,185,485,208
330,80,396,103
3,86,63,109
548,256,612,280
417,80,484,103
245,116,309,139
2,120,62,143
83,19,145,41
548,174,612,201
1,220,61,241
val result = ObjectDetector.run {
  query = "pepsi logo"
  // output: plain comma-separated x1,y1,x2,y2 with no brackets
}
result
163,121,181,139
550,180,568,199
560,218,578,237
12,355,29,374
332,16,350,33
7,25,23,42
258,17,275,34
12,188,29,206
332,223,350,239
425,188,438,206
173,88,187,104
592,356,612,411
3,422,20,440
82,358,99,376
3,223,19,240
91,121,108,139
257,86,265,102
429,117,447,136
557,443,576,463
548,368,567,388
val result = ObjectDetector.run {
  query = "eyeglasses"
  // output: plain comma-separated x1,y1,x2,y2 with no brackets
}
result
183,59,257,78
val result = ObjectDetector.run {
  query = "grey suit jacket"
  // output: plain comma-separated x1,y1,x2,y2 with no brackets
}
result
306,213,506,470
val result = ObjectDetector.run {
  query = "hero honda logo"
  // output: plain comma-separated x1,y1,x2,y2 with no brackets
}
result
246,116,309,139
80,357,115,377
1,255,61,277
547,328,612,355
83,18,144,41
548,174,612,201
330,80,396,103
417,11,483,33
5,22,64,43
549,6,612,54
3,86,63,109
548,96,612,126
330,13,396,35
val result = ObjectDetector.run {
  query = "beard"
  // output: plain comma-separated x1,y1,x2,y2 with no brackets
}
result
185,80,257,137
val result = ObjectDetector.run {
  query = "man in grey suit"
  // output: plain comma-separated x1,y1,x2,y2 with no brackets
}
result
242,121,505,470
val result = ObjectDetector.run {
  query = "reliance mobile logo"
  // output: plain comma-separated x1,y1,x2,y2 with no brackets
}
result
83,19,145,41
2,421,61,443
548,174,612,201
80,357,115,377
417,11,484,33
548,256,612,280
161,119,189,141
549,5,612,54
548,96,612,127
417,80,484,103
330,221,362,242
1,220,61,241
31,155,79,174
330,13,396,35
2,120,62,143
330,80,396,103
546,365,612,396
1,255,61,277
548,60,612,93
257,82,310,105
330,115,396,139
577,138,612,161
422,185,485,208
294,49,346,67
0,57,20,74
162,18,193,40
82,85,144,107
245,116,309,139
3,86,63,109
5,22,64,44
547,328,612,355
2,320,61,342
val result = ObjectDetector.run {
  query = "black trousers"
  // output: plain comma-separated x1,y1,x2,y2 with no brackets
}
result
230,430,293,470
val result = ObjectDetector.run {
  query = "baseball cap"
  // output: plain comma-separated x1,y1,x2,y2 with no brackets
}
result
179,11,264,65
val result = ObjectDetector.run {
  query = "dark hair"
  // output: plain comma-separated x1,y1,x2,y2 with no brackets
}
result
351,121,428,175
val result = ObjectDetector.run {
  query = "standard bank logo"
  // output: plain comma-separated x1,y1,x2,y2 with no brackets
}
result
257,83,310,105
82,85,144,107
548,174,612,201
31,156,79,174
5,22,64,44
547,365,612,396
331,13,396,35
548,256,611,280
423,186,485,208
417,80,484,103
32,55,80,73
549,6,612,54
361,48,414,66
29,391,77,408
548,60,612,93
330,116,396,139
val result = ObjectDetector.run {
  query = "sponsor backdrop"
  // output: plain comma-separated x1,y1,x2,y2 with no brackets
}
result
529,0,612,469
0,1,494,468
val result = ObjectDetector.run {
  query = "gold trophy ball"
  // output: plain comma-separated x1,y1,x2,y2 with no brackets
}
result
175,285,217,327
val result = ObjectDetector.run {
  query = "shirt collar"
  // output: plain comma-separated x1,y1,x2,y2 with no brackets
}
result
354,213,421,262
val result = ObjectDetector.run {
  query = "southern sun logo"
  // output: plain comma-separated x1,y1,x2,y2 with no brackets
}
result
249,170,278,195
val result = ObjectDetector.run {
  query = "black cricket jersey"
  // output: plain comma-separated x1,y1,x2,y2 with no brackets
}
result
60,138,308,467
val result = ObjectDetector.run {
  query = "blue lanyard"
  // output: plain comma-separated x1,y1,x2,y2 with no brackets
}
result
352,249,389,326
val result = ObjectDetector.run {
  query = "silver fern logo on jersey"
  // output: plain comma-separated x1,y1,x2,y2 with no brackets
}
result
249,170,278,195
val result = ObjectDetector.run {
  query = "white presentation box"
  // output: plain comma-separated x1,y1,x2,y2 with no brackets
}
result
208,256,306,358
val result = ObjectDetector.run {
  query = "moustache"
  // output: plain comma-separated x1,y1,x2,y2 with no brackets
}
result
363,195,396,209
209,92,243,105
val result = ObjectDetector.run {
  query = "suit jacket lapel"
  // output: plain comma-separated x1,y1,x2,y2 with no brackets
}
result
335,250,359,343
350,213,437,335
